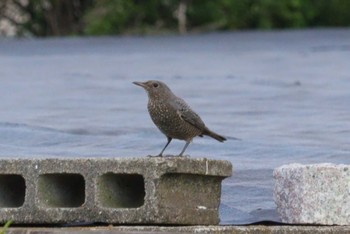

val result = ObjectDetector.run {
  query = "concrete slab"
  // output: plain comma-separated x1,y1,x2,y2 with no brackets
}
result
3,225,350,234
0,157,232,225
273,163,350,225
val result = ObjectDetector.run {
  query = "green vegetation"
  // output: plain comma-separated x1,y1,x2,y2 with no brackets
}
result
83,0,177,35
0,220,13,234
1,0,350,37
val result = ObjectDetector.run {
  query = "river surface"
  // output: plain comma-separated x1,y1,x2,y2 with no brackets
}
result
0,29,349,224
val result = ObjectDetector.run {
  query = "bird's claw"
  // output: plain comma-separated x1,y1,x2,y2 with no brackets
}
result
177,154,190,158
163,154,190,157
146,154,190,158
147,155,162,157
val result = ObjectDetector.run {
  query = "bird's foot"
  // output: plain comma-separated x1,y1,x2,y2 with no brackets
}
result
147,154,163,158
177,154,190,158
162,154,187,157
147,154,190,158
161,154,176,157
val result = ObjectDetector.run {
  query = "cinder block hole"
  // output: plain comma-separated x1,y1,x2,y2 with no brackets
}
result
38,173,85,208
0,174,25,208
98,173,145,208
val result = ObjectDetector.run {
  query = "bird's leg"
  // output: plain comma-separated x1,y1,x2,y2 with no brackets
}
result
156,137,172,157
178,140,191,157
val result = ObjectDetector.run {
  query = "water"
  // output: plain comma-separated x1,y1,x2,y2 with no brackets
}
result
0,29,349,224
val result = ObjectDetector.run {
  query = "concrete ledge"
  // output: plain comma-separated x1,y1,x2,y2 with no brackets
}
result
4,225,350,234
0,157,232,225
273,163,350,225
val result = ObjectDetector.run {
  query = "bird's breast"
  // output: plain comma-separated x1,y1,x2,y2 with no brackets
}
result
147,100,201,140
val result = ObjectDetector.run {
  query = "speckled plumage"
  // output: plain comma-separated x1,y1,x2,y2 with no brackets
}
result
133,80,226,156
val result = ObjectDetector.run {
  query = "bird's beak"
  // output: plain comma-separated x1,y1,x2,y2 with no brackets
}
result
133,81,147,89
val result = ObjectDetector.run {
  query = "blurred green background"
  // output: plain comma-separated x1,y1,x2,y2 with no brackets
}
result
1,0,350,37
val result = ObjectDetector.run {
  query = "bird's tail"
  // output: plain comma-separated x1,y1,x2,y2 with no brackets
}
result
203,129,227,142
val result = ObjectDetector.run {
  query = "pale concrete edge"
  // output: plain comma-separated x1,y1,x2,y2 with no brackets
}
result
0,156,233,177
5,225,350,234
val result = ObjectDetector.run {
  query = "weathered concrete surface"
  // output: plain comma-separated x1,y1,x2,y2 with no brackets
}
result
4,225,350,234
0,157,232,225
273,163,350,225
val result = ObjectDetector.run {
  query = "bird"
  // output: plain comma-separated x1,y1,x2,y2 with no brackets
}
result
133,80,226,157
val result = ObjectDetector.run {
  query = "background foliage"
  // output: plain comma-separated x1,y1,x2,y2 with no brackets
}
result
1,0,350,37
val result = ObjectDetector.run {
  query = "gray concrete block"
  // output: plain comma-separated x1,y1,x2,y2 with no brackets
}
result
273,163,350,225
0,157,232,225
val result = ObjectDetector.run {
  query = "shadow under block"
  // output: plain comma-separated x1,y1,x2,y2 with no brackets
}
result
0,157,232,225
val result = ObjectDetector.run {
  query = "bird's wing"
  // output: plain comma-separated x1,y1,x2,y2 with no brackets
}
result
172,98,206,131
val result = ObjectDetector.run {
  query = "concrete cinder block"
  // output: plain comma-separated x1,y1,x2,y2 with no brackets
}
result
273,163,350,225
0,157,232,225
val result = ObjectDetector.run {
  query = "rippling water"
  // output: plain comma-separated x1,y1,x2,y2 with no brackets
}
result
0,29,349,224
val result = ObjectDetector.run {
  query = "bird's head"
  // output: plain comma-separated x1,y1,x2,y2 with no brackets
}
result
133,80,173,99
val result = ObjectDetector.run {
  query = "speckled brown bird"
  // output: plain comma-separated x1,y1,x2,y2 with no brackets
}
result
133,80,226,157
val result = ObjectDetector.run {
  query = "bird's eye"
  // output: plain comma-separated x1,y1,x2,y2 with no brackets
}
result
153,83,159,88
